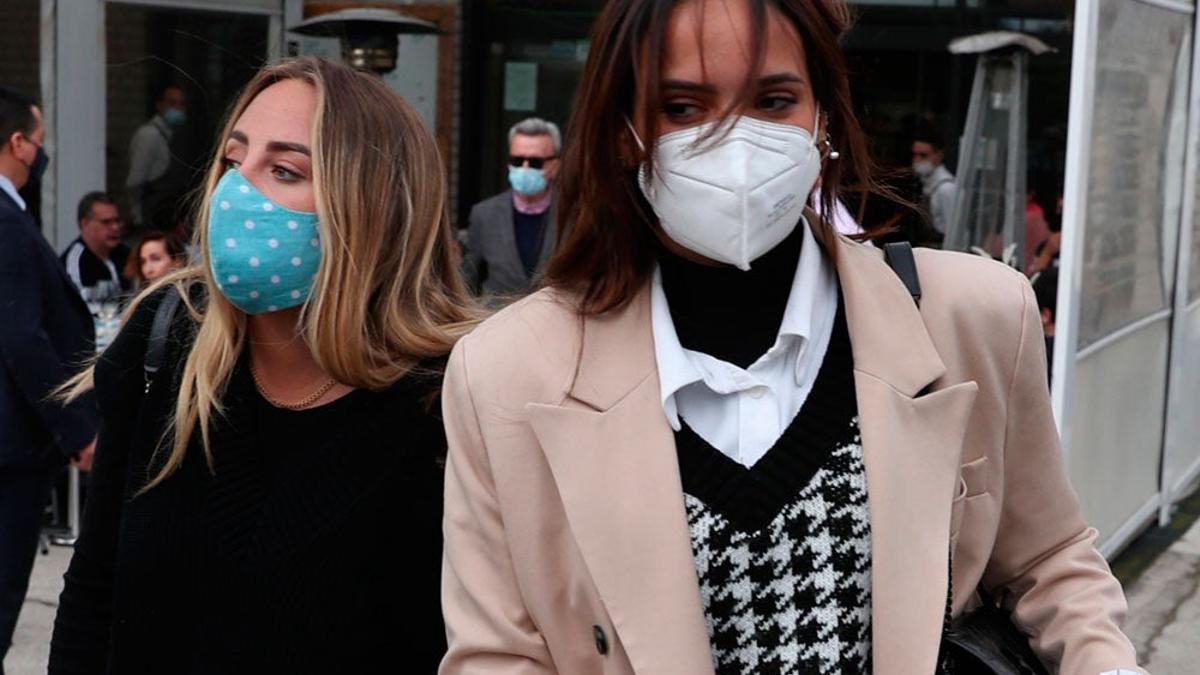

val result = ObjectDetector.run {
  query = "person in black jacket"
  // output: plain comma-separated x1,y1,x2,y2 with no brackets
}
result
49,57,481,675
0,86,99,672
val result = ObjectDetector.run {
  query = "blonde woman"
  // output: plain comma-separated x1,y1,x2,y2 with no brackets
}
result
49,57,477,674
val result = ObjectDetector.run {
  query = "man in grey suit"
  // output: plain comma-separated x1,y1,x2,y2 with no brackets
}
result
462,118,561,299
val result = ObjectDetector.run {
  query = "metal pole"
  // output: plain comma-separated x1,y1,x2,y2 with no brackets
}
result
50,466,81,546
1006,51,1028,268
1160,16,1200,527
948,56,986,251
1052,0,1102,461
68,466,80,538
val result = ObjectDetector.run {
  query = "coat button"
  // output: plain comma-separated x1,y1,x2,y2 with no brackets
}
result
593,625,608,655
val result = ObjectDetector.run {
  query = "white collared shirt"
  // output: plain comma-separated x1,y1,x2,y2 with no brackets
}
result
651,217,839,467
0,173,27,212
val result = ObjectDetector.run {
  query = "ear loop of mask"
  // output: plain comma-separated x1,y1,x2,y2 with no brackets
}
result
624,117,647,154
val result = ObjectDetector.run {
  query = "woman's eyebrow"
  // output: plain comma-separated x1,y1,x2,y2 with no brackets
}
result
226,130,310,157
266,141,311,156
661,79,718,93
758,73,806,87
661,73,806,92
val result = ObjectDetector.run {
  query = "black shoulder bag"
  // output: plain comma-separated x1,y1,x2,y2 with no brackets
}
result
143,285,183,394
882,242,1050,675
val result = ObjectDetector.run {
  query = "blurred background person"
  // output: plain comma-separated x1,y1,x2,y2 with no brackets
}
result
61,192,130,302
125,84,187,232
1024,184,1051,271
50,57,479,675
1028,214,1062,277
1034,265,1060,383
461,117,561,300
911,126,956,236
0,86,98,674
123,231,185,289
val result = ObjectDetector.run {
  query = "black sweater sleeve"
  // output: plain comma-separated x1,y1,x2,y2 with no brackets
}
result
49,290,169,674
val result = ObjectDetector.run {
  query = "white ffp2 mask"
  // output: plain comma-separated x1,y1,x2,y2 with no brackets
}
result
633,113,822,270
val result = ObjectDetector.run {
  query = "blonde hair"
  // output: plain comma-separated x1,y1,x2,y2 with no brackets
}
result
64,57,481,491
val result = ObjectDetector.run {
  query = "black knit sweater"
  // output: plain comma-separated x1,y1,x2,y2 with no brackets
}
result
675,305,873,674
49,290,448,675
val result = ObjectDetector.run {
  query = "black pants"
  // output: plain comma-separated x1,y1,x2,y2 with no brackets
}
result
0,460,57,667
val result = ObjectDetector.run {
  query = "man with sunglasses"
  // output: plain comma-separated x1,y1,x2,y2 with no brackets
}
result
462,117,561,299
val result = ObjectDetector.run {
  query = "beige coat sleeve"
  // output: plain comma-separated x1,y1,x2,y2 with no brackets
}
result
984,280,1145,675
439,339,557,674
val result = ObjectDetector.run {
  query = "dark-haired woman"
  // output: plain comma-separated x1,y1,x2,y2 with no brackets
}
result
123,231,185,288
438,1,1142,674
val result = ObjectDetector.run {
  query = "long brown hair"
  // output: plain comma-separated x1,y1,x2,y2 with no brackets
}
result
545,0,884,315
64,57,483,491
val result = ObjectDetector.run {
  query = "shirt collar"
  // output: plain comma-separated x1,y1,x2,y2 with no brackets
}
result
921,164,953,193
650,267,703,431
152,115,174,138
512,191,552,215
775,213,836,359
0,174,26,212
649,214,837,430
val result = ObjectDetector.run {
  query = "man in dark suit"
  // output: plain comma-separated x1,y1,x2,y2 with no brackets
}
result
461,117,561,299
0,86,98,670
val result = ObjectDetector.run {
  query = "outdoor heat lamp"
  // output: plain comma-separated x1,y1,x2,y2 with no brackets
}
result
289,8,440,75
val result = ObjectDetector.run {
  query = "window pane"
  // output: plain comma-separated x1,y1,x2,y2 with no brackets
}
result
106,4,269,233
1079,0,1191,348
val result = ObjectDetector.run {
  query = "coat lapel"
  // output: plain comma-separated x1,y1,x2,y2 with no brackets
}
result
526,289,715,675
834,235,979,674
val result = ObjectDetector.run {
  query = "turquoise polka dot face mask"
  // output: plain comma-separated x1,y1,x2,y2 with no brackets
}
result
207,168,322,315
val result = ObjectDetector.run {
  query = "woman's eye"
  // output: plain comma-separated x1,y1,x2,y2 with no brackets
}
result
271,165,301,182
221,157,240,170
757,95,797,112
664,100,702,119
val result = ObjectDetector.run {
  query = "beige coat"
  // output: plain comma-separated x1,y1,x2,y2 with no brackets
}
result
439,232,1143,675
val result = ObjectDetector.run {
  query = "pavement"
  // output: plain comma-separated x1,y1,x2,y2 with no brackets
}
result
6,544,69,675
1122,518,1200,674
5,522,1200,674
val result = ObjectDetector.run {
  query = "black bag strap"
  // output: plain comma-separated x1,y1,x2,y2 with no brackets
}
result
144,285,182,393
883,241,922,306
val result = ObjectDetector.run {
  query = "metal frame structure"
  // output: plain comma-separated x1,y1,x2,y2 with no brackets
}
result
37,0,301,543
946,47,1029,264
1160,4,1200,527
1057,0,1199,557
1052,0,1098,453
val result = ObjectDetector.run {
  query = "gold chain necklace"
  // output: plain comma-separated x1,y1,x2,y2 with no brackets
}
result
249,361,338,411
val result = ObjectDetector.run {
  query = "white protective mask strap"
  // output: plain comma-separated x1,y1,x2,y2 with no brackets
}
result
624,117,647,153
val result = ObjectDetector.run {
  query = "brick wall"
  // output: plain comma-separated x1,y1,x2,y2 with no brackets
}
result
0,0,40,99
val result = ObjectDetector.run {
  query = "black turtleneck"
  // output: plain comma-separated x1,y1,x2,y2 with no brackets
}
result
658,224,804,369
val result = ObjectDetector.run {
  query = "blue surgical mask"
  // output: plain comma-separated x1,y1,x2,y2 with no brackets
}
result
207,168,321,314
508,166,547,196
163,108,186,127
